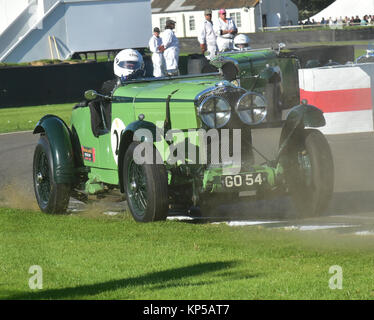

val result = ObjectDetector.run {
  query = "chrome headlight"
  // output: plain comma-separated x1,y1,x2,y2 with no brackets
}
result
198,95,231,128
235,92,267,125
230,79,240,87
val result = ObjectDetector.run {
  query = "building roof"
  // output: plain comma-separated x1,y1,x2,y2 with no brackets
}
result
151,0,259,14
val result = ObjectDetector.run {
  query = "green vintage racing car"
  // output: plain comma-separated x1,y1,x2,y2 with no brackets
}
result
32,48,334,222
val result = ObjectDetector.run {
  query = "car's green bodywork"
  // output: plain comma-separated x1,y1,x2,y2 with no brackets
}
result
70,76,219,187
33,47,333,220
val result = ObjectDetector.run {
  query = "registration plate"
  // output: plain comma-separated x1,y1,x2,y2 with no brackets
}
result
222,173,266,188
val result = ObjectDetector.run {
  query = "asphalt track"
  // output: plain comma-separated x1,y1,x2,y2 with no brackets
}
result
1,129,374,235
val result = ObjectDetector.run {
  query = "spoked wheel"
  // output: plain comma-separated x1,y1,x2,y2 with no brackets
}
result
284,129,334,218
123,142,168,222
33,136,71,214
127,160,148,216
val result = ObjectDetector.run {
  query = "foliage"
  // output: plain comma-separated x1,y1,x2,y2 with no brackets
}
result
292,0,335,20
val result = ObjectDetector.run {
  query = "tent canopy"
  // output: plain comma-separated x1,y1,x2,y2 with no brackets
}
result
310,0,374,22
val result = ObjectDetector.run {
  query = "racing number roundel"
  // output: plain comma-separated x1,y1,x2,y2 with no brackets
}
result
111,118,126,164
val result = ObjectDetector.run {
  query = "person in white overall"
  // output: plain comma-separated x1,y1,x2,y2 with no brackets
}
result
160,20,180,76
197,8,218,60
148,27,165,77
214,8,238,52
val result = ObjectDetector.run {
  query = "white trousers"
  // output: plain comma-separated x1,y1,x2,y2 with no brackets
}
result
152,53,165,77
164,47,179,74
206,44,218,60
217,37,234,52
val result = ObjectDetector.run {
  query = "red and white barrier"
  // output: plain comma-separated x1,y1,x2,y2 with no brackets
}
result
298,64,374,134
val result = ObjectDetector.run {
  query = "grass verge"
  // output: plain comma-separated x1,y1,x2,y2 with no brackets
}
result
0,104,74,134
1,207,374,300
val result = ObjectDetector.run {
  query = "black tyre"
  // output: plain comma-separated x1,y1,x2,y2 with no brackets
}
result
33,136,71,214
265,82,282,122
123,142,168,222
284,129,334,217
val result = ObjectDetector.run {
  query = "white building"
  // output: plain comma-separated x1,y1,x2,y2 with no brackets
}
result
0,0,152,63
151,0,298,37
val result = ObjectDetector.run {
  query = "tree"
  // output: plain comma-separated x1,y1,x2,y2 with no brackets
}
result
292,0,335,20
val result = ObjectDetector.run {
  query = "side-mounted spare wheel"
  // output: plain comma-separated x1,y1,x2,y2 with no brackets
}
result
123,142,168,222
33,136,71,214
284,129,334,217
265,82,282,122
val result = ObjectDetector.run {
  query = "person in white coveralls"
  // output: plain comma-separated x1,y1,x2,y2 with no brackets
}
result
160,19,180,76
214,8,238,52
197,8,218,60
148,27,165,77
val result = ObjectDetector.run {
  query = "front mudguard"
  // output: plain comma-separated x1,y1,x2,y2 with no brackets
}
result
277,103,325,161
117,120,160,193
33,115,76,184
125,120,160,143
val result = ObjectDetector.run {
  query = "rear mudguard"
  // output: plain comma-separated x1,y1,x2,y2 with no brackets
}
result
117,119,160,193
277,103,325,161
33,115,76,184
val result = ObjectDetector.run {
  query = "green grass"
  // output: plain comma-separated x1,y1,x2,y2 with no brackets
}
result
1,207,374,300
0,104,74,134
0,59,106,68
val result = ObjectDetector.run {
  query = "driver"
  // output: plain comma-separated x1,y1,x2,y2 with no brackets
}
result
87,48,145,136
113,48,145,81
100,48,145,96
233,34,251,51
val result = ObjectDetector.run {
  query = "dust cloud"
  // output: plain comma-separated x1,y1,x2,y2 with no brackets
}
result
0,180,39,211
73,196,128,218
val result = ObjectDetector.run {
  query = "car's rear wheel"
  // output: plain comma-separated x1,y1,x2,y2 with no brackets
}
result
33,136,71,214
284,129,334,217
123,142,168,222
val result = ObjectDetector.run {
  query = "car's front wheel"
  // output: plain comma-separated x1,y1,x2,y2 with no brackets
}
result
123,142,168,222
284,129,334,217
33,136,71,214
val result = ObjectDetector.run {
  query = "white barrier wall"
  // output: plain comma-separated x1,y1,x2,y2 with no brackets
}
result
299,64,374,135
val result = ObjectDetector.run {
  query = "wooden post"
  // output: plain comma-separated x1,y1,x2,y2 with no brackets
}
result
52,36,61,60
48,36,54,59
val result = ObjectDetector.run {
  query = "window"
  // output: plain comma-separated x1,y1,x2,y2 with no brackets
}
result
189,15,195,31
160,17,171,31
160,16,176,31
230,12,242,28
